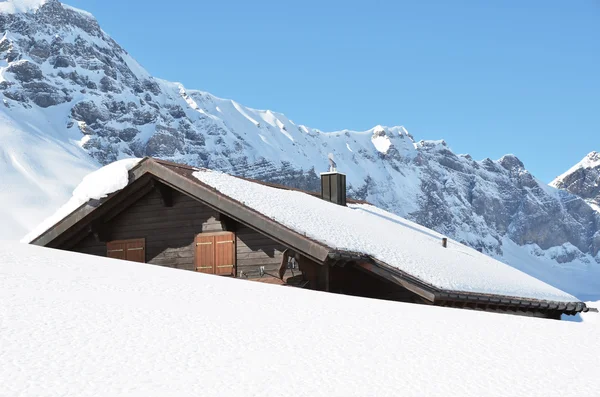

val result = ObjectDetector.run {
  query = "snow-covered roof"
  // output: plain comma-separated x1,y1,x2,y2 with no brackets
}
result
1,242,598,397
193,169,577,303
21,158,142,244
27,157,580,304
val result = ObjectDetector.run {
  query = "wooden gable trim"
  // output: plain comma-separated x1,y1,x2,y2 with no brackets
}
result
31,172,154,248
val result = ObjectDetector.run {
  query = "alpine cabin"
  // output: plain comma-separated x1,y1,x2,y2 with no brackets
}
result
29,157,588,319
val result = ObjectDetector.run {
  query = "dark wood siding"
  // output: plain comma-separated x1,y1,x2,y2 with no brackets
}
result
68,187,224,271
66,183,300,280
235,224,288,278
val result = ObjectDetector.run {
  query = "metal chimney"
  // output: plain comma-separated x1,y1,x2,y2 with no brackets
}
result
321,154,347,206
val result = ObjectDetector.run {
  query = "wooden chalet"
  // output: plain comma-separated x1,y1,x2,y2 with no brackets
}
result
30,157,588,319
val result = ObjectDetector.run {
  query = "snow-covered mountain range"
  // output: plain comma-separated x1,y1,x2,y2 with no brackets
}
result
0,0,598,298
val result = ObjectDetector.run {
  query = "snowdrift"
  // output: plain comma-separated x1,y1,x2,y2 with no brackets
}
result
1,242,598,397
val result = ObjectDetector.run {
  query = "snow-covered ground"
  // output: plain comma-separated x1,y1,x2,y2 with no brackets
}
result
0,242,598,397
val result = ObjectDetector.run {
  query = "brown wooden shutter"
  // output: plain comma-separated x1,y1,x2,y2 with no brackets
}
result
215,233,235,276
107,241,126,260
107,239,145,263
125,239,145,263
195,234,215,274
195,232,235,276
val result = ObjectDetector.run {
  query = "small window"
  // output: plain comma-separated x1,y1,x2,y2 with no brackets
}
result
107,238,145,263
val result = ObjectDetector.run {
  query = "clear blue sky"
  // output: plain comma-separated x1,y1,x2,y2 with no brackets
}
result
67,0,599,182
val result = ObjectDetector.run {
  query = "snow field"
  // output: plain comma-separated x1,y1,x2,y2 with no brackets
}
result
0,242,598,397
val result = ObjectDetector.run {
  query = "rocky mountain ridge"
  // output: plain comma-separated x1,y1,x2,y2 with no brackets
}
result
0,0,598,298
551,151,600,213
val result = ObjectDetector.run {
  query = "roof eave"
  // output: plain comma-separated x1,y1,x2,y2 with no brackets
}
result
328,252,586,314
436,291,587,314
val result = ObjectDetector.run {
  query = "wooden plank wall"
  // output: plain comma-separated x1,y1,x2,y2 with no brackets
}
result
235,224,288,278
67,183,302,280
330,265,420,303
69,187,224,271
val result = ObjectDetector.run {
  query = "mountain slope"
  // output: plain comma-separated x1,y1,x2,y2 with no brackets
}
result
551,151,600,213
0,91,97,239
0,0,598,298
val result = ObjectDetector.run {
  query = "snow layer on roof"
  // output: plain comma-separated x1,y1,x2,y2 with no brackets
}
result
1,242,598,397
0,0,46,14
21,158,141,243
193,170,577,302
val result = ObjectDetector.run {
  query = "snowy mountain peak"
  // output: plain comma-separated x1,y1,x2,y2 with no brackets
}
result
0,0,49,14
499,154,524,171
550,151,600,215
551,151,600,187
585,151,600,164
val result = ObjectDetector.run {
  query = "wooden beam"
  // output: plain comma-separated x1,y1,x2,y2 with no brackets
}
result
355,261,437,303
317,263,330,292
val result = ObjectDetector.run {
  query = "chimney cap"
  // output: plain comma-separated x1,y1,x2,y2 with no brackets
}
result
320,171,346,176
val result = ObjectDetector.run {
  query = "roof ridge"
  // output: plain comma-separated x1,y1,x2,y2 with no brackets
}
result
150,157,199,171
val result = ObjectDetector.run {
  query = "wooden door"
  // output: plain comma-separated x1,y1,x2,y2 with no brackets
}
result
107,239,145,263
195,232,235,276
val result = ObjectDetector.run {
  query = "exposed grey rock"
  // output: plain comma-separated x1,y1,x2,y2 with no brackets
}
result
6,61,43,82
132,109,156,125
29,40,51,60
99,76,121,93
552,152,600,211
71,101,109,126
3,89,27,103
145,129,183,157
52,55,75,68
118,128,140,142
168,104,186,119
142,79,161,96
23,81,69,107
